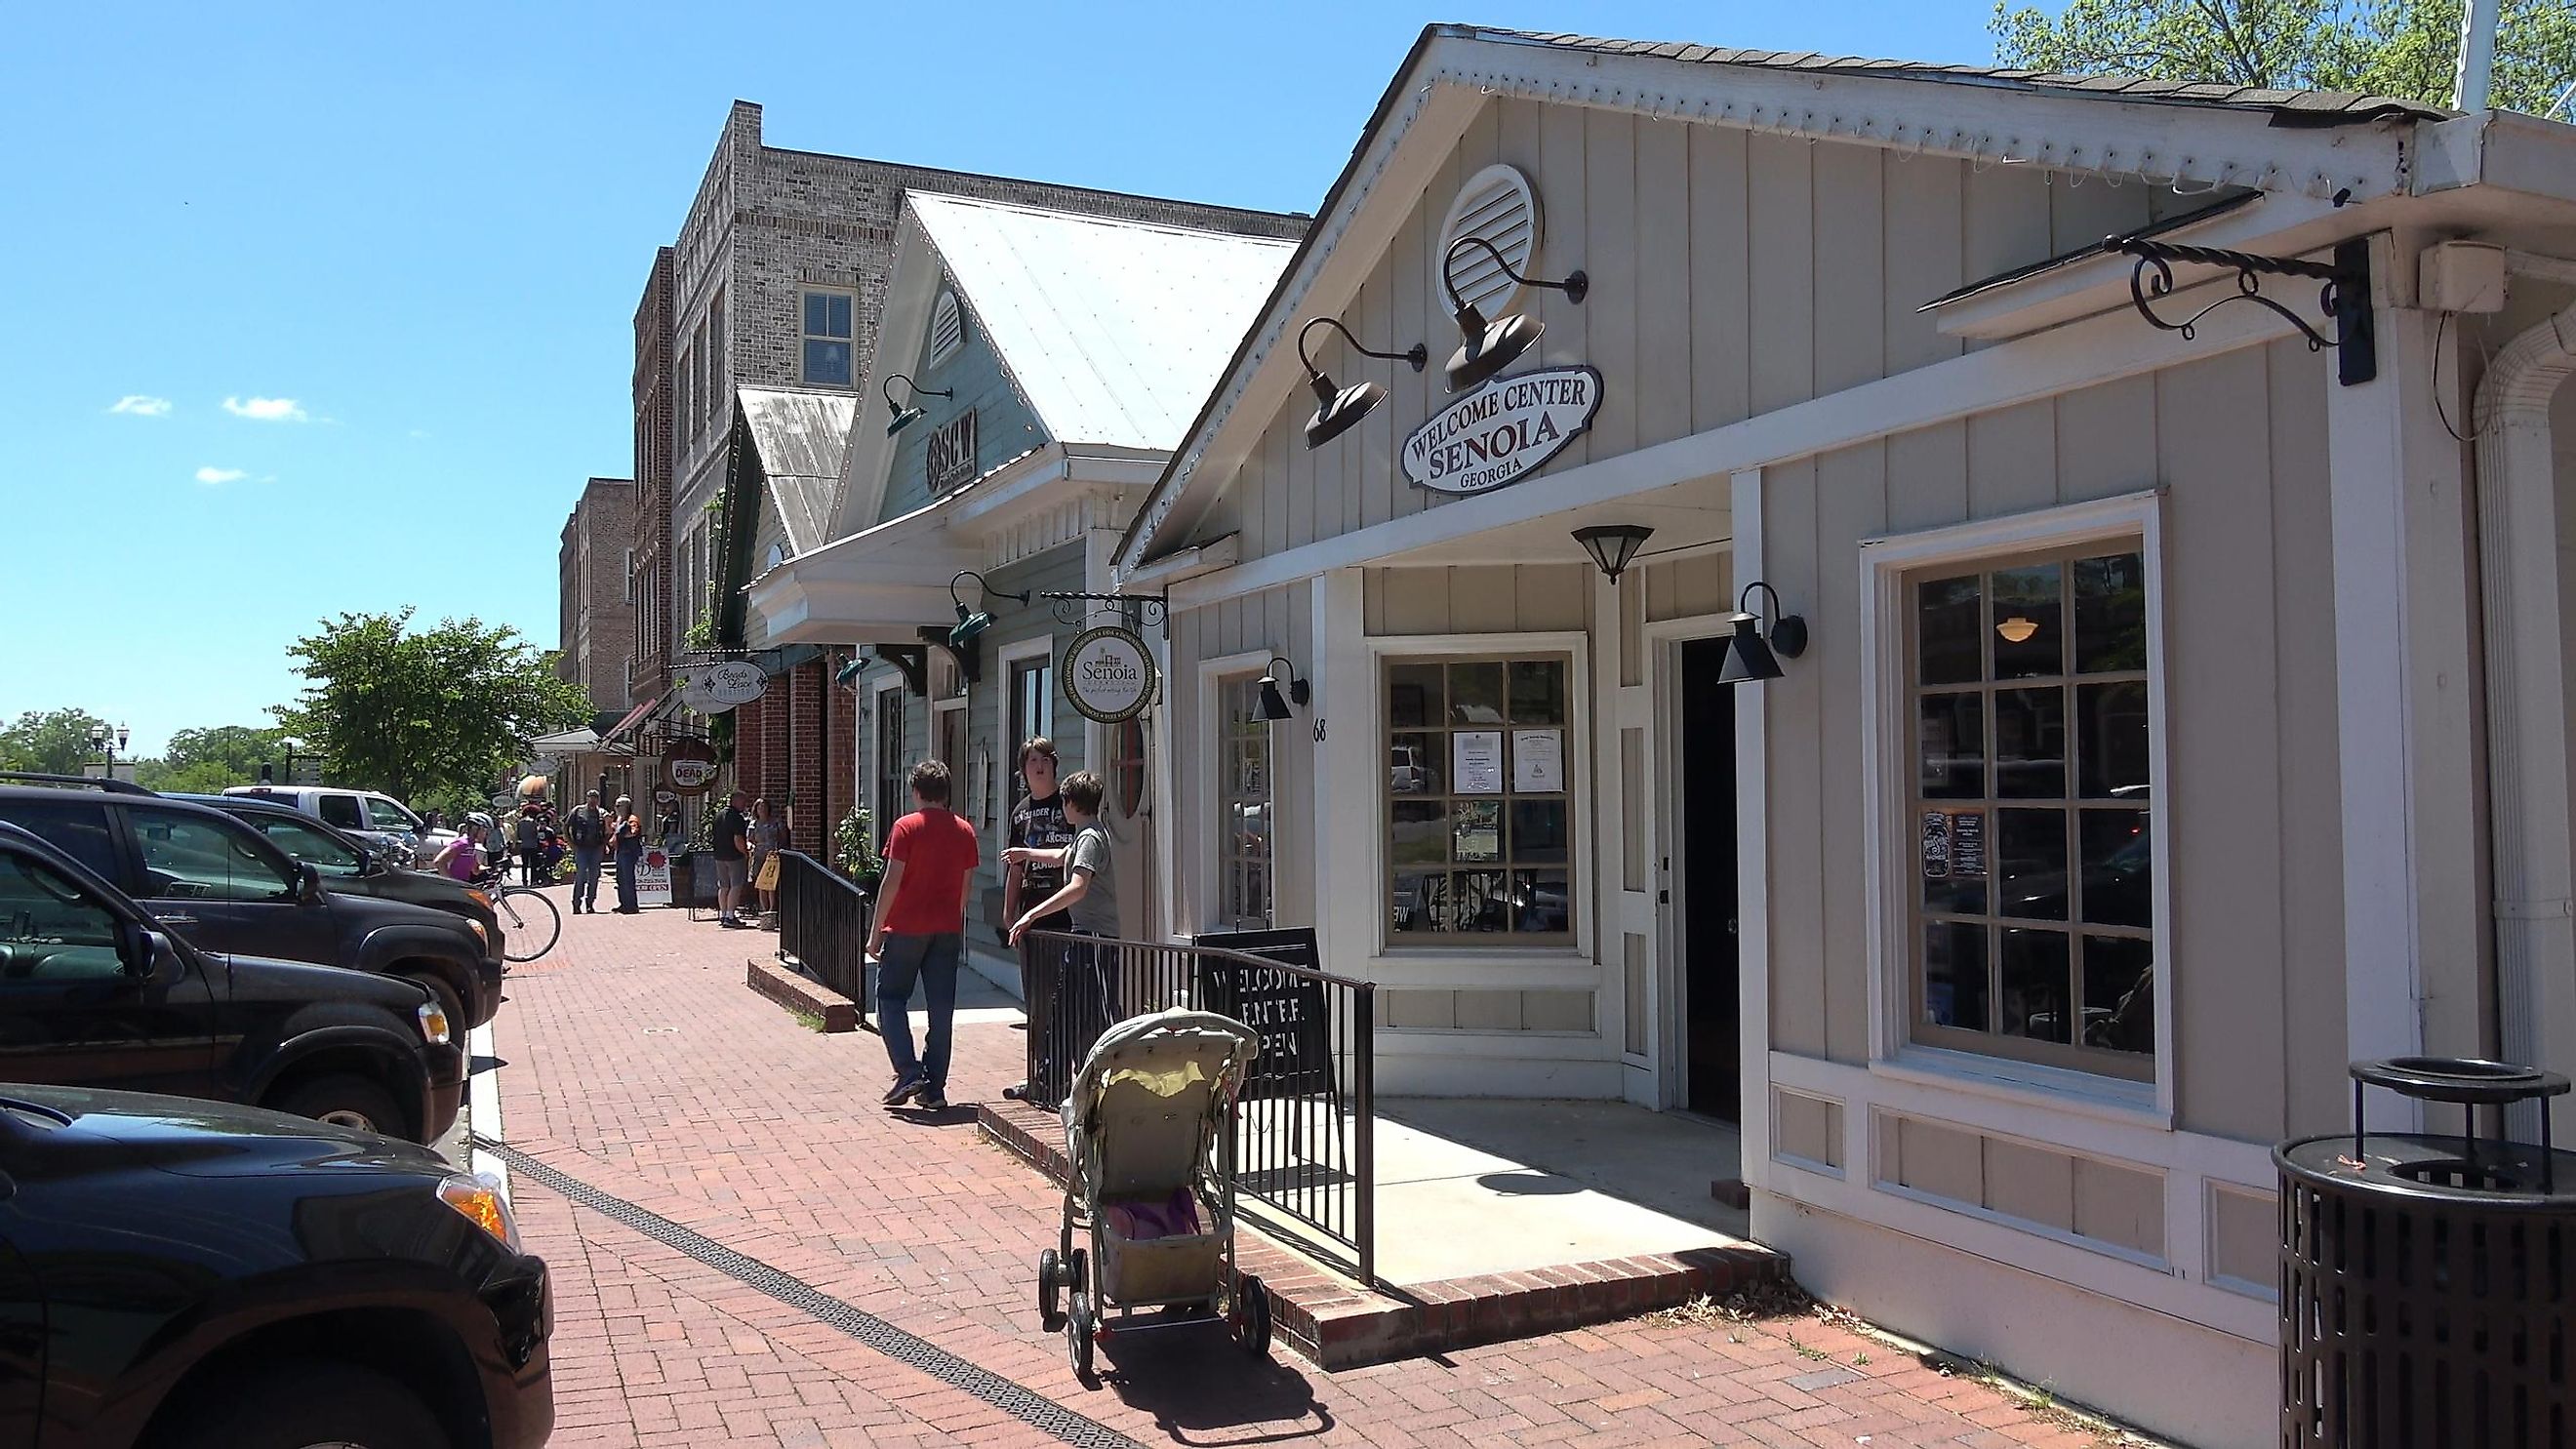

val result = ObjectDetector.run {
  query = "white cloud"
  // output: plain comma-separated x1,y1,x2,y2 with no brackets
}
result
194,466,247,485
222,395,309,423
108,395,172,417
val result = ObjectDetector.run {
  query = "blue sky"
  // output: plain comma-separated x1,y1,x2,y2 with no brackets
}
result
2,2,1997,758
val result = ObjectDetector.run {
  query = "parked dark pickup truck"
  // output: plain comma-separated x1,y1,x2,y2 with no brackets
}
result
0,777,500,1030
0,821,463,1143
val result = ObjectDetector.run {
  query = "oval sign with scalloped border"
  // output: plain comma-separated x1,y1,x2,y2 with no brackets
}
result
1061,625,1157,724
1402,365,1602,496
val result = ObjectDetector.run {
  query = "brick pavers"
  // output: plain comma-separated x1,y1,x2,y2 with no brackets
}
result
491,905,2141,1448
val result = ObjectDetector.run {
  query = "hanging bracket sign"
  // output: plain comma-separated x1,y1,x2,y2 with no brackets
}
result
1060,625,1158,724
675,662,766,713
1401,365,1602,496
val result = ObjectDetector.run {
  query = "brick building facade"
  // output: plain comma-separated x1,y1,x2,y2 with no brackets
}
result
627,250,674,709
633,100,1306,846
554,476,638,714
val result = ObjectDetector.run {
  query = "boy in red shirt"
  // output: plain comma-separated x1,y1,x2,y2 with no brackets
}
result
866,759,981,1110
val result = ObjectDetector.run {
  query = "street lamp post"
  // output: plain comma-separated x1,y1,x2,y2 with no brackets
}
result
88,721,129,778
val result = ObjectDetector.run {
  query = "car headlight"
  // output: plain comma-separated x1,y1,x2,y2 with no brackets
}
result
466,919,489,948
438,1172,521,1250
417,1000,452,1045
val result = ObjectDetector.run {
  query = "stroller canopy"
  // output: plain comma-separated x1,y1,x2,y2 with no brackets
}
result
1064,1010,1259,1200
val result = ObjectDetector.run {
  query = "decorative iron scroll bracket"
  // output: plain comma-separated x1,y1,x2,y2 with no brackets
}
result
1039,590,1167,631
2113,235,2376,386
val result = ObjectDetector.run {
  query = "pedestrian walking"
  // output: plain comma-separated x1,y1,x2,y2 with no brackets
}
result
512,806,544,886
867,759,980,1112
611,795,644,913
1008,770,1120,1078
999,738,1073,1101
749,797,786,929
710,790,752,928
566,789,609,913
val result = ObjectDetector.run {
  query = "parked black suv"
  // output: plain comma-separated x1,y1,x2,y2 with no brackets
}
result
174,791,508,975
0,822,463,1142
0,1084,551,1448
0,778,500,1030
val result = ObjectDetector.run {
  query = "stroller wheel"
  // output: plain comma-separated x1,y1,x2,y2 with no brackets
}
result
1233,1273,1272,1357
1037,1249,1066,1332
1067,1290,1097,1386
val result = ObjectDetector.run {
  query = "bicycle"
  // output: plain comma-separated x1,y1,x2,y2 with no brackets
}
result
471,866,562,963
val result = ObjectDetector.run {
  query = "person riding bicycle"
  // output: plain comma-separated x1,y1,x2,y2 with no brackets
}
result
428,829,481,883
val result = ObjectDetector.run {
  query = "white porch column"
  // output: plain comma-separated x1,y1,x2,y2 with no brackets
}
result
1732,467,1773,1191
1310,569,1374,977
2326,289,2484,1128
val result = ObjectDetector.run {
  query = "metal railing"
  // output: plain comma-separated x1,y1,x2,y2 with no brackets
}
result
1019,929,1376,1285
774,851,871,1023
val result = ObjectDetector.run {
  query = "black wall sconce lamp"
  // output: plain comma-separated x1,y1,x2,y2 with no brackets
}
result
1299,316,1426,449
1255,656,1310,721
1571,524,1654,584
884,374,953,436
948,570,1030,653
1719,581,1808,684
1441,235,1588,393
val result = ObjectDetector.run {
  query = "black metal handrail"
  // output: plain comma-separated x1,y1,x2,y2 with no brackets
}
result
1019,929,1376,1285
775,851,871,1025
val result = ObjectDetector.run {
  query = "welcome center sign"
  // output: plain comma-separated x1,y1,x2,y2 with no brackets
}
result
1401,364,1603,496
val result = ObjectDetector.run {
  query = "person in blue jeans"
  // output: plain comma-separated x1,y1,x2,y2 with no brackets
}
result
866,759,981,1112
610,796,644,913
566,789,609,913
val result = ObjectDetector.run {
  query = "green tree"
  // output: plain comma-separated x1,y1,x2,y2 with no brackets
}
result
0,708,113,775
128,724,294,793
277,609,590,806
1992,0,2576,113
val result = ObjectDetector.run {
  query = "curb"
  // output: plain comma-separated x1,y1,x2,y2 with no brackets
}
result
466,1020,510,1204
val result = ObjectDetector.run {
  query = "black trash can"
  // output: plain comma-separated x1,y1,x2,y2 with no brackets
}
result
2277,1057,2574,1447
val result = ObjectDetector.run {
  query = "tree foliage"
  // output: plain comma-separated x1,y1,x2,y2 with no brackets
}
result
130,725,292,794
0,709,113,776
1993,0,2576,112
277,609,590,806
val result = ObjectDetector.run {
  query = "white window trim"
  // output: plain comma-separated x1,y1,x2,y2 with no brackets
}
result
1362,629,1593,973
1857,489,2176,1124
1197,650,1276,936
799,287,859,387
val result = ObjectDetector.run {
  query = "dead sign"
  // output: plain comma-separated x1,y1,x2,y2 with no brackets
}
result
1401,365,1603,496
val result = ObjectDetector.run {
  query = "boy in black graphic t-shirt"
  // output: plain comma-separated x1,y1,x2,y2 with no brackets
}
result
1000,738,1075,1100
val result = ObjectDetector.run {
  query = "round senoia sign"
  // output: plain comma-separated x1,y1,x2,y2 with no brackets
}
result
676,661,767,713
1401,365,1603,496
1061,626,1158,724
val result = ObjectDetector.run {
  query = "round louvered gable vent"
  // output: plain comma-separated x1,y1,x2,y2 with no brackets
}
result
1436,165,1541,319
928,289,965,368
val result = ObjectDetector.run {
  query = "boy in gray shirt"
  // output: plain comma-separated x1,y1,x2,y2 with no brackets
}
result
1006,771,1119,1061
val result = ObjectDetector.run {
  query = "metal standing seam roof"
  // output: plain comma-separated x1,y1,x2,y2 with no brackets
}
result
737,386,860,557
1474,27,2450,122
907,194,1300,454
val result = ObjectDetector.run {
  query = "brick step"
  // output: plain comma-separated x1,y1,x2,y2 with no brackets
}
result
977,1097,1789,1370
745,956,859,1032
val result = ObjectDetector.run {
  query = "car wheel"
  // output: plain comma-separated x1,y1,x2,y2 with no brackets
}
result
271,1074,408,1139
152,1359,447,1449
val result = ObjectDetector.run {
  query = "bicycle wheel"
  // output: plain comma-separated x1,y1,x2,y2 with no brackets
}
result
497,887,561,962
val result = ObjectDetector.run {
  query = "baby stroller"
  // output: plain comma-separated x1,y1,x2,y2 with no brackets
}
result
1036,1009,1270,1384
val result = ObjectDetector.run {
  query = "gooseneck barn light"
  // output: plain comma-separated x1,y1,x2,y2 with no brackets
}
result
1255,656,1310,721
884,374,953,436
1441,235,1588,392
1298,316,1427,450
947,570,1031,650
1570,524,1655,584
1717,581,1808,684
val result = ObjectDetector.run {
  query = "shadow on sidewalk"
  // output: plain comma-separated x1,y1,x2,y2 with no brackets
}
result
1091,1326,1335,1445
886,1104,981,1128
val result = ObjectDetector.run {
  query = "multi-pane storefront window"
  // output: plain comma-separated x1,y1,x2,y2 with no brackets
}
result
1218,675,1272,928
1385,655,1573,943
1909,545,2154,1079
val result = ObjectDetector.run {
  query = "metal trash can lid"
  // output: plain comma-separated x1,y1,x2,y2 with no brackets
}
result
2276,1132,2576,1204
2350,1056,2571,1107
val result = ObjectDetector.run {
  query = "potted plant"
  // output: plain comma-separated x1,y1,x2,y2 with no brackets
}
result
833,805,881,893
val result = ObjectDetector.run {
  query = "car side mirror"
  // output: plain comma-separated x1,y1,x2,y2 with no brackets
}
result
297,861,326,906
120,923,184,984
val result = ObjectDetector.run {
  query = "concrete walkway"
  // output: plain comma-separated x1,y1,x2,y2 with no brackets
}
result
487,903,2153,1447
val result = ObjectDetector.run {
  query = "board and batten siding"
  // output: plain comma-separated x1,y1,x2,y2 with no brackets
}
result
1760,338,2349,1148
1168,580,1315,941
1193,98,2194,569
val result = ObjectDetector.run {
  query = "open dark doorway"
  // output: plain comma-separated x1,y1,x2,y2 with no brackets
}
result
1677,636,1741,1120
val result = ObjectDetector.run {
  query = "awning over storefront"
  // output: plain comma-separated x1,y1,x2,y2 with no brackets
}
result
745,494,985,647
597,695,663,749
530,727,608,753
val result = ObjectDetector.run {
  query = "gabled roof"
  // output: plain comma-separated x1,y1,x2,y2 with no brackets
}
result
910,194,1297,452
737,386,858,556
1481,29,2447,123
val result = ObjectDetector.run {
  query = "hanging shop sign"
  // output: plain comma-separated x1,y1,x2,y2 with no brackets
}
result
664,738,720,796
675,661,767,713
1060,625,1158,724
1401,364,1602,496
927,409,980,493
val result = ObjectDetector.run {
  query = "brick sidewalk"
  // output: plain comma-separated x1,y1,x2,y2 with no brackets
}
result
492,903,2140,1448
